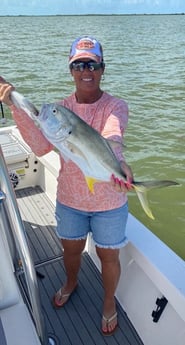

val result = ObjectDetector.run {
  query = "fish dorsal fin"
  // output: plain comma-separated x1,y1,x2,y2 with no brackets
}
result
106,139,125,150
102,137,125,160
85,176,100,193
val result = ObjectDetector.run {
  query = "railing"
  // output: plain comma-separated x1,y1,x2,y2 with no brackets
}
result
0,145,48,345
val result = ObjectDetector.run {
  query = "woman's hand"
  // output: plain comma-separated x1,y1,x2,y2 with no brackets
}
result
0,77,14,106
111,161,134,193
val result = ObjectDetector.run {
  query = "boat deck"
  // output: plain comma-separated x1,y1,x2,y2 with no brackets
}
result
16,186,144,345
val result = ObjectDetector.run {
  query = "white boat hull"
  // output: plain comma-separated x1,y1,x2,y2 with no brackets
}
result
0,125,185,345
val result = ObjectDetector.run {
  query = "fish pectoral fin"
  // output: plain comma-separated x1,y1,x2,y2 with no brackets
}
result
85,176,100,193
68,142,88,161
134,185,155,220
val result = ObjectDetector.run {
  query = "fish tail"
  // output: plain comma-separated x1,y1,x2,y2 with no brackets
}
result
133,180,179,220
133,185,155,220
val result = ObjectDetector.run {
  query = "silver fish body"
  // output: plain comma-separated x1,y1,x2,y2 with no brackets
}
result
38,103,179,220
10,91,179,219
39,103,125,182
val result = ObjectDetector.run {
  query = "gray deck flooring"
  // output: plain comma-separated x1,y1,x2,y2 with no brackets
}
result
16,186,144,345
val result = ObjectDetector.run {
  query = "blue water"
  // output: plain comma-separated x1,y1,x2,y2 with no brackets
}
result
0,15,185,258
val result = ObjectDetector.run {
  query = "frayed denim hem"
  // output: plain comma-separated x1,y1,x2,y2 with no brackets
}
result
93,237,129,249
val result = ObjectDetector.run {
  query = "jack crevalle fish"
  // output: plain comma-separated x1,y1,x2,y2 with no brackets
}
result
10,90,179,220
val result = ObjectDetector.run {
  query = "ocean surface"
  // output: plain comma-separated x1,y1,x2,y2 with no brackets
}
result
0,15,185,259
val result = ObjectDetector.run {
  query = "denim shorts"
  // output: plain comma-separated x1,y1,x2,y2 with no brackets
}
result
55,201,128,249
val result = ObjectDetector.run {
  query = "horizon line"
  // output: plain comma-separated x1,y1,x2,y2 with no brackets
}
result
0,13,184,17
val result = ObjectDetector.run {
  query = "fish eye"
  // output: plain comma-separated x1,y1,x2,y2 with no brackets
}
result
52,108,57,115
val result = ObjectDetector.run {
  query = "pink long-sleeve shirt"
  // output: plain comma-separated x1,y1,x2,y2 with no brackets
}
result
11,91,128,211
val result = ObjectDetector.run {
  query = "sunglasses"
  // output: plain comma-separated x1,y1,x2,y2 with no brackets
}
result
70,61,104,72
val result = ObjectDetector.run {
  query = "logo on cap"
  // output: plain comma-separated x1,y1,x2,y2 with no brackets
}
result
76,39,95,50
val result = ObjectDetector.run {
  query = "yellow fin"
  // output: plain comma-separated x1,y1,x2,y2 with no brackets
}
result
85,177,99,193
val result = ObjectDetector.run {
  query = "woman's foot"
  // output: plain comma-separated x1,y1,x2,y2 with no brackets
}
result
102,298,118,335
52,284,78,308
102,311,118,336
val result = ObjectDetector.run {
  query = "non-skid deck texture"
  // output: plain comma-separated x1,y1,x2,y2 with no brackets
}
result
16,186,144,345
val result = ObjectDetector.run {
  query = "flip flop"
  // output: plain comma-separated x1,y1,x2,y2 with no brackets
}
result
102,312,118,336
52,285,78,309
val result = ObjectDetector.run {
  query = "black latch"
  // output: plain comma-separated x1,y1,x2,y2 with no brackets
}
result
152,296,168,322
0,190,6,203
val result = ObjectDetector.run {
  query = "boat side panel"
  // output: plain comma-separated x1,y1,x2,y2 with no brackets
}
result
87,214,185,345
117,248,185,345
0,215,21,309
0,304,41,345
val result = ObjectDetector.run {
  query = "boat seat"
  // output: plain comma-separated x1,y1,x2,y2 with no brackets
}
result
0,303,41,345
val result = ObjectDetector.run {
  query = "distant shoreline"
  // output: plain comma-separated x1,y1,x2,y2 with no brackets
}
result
0,13,185,17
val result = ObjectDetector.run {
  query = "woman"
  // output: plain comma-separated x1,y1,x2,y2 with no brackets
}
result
0,35,133,336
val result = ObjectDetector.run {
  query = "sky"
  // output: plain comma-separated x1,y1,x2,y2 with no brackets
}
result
0,0,184,16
